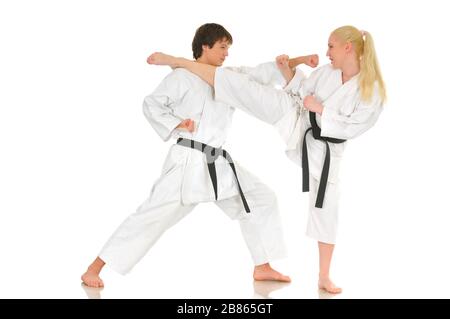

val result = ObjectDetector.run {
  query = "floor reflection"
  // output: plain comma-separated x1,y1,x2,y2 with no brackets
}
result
317,288,339,299
81,283,103,299
252,280,290,299
80,280,340,299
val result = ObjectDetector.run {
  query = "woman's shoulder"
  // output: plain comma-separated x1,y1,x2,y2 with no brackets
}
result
308,63,335,79
316,63,335,75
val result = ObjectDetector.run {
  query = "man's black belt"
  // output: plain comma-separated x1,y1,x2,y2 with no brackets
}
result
302,111,346,208
176,138,250,213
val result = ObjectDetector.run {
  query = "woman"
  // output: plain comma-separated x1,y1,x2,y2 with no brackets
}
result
148,25,386,294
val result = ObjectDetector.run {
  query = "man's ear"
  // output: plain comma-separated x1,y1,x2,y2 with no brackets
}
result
202,44,209,53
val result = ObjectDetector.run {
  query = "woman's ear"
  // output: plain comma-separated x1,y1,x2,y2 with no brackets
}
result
345,41,353,53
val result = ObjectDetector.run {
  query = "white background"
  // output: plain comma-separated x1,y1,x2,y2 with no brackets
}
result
1,0,449,298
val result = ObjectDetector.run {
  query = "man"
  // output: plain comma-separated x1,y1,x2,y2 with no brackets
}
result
81,23,290,288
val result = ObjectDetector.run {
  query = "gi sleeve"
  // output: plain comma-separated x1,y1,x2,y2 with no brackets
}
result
320,86,383,140
142,71,187,141
283,65,325,97
283,68,307,94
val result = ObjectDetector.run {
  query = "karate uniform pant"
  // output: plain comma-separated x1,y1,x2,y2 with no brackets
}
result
306,175,340,244
214,69,341,245
99,179,287,275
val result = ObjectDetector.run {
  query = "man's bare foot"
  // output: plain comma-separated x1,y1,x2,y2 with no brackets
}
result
81,257,106,288
81,270,104,288
253,263,291,282
318,277,342,294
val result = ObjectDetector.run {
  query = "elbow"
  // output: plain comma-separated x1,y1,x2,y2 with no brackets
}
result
341,125,373,140
142,102,150,118
142,98,156,121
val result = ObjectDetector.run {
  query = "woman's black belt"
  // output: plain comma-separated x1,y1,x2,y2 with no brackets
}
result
302,111,346,208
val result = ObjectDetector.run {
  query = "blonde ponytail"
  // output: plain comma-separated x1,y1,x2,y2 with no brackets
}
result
332,26,386,104
359,31,386,104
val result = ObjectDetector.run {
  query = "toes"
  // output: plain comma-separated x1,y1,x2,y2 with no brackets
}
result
84,279,100,288
325,286,342,294
81,274,104,288
318,279,342,294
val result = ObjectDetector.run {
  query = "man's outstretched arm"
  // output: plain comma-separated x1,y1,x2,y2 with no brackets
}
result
147,53,217,86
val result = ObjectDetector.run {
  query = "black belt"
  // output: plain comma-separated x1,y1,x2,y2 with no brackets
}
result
302,112,346,208
176,138,250,213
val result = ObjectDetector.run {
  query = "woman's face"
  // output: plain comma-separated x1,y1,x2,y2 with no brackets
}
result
326,34,346,69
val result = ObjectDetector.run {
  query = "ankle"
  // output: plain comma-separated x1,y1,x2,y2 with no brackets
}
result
319,273,330,280
87,265,102,274
175,57,188,68
254,263,270,271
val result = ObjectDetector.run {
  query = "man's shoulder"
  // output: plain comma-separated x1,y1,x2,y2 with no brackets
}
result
164,68,204,86
162,68,189,80
170,68,200,79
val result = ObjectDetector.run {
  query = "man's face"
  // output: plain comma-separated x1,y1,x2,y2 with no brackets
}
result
201,38,230,66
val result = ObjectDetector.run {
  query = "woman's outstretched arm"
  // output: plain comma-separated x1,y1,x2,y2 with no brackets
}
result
288,54,319,69
147,52,217,86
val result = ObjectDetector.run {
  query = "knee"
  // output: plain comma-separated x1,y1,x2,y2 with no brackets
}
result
255,185,278,210
266,189,278,206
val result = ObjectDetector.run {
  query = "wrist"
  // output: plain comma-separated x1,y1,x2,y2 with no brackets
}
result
298,56,307,65
280,67,293,82
318,105,324,115
172,57,182,68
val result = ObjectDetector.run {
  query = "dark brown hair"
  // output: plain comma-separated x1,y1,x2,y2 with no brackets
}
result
192,23,233,59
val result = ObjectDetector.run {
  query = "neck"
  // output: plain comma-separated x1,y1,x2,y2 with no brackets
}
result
196,56,209,64
341,58,360,81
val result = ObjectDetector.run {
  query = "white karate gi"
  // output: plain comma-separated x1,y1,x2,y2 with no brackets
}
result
99,64,288,275
213,63,383,244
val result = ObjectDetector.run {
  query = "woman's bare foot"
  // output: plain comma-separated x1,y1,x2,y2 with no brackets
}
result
81,270,104,288
81,257,105,288
253,263,291,282
318,277,342,294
